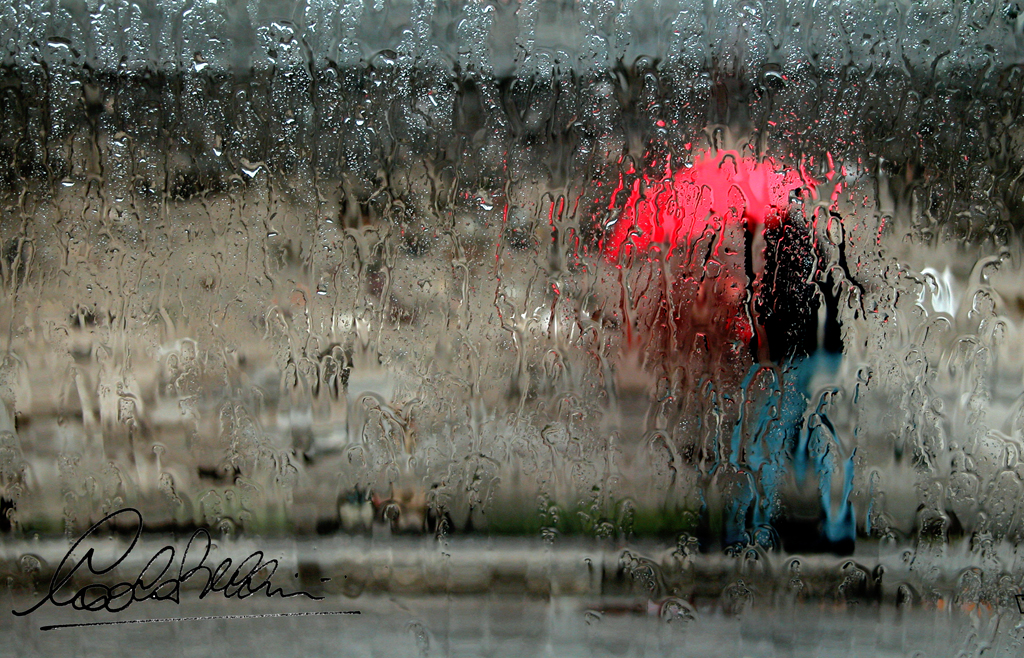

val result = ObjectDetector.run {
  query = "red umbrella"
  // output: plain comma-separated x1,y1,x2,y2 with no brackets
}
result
600,150,821,364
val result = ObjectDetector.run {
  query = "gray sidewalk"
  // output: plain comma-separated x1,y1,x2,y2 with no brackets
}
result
2,533,1017,604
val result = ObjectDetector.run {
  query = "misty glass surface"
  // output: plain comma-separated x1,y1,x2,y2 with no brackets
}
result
2,1,1024,656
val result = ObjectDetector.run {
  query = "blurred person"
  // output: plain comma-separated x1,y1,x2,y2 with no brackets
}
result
599,150,854,551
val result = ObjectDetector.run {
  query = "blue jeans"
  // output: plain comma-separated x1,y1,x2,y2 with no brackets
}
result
722,351,854,548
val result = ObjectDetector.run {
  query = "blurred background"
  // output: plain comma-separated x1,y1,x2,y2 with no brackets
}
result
2,0,1024,655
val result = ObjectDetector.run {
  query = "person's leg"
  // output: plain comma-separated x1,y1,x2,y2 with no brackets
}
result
792,350,856,550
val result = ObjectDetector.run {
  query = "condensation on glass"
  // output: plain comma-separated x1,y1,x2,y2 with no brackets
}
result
1,1,1024,655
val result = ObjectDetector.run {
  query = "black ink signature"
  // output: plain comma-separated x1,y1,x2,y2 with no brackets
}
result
13,508,324,616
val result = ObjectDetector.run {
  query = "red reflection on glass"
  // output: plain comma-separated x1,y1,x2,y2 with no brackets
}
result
602,151,813,262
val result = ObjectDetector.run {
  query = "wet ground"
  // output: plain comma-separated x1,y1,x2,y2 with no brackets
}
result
3,535,1024,658
5,591,1019,658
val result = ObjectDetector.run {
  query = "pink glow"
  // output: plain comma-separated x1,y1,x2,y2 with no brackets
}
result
602,151,813,262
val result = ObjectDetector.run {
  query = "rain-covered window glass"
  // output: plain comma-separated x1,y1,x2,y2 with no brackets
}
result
3,1,1024,655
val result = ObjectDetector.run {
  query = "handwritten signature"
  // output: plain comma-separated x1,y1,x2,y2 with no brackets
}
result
13,508,324,616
